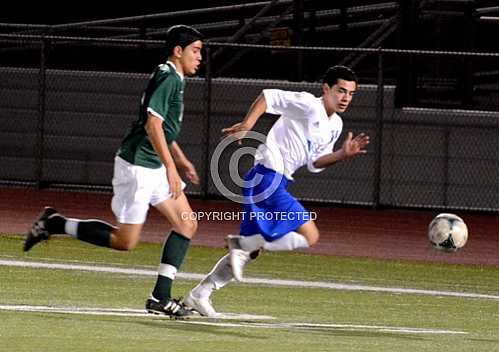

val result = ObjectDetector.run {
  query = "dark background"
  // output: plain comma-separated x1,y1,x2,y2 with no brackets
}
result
1,1,498,108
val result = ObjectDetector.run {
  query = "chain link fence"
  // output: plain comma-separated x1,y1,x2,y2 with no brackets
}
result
1,34,499,211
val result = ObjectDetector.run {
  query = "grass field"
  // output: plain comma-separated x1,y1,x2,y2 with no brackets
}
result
1,234,499,352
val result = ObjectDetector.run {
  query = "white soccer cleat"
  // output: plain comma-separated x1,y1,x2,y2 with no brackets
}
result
226,235,251,282
183,292,219,318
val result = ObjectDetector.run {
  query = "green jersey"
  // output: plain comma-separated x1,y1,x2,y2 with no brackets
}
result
118,62,185,168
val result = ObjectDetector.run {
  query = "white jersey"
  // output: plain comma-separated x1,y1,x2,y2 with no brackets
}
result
255,89,343,180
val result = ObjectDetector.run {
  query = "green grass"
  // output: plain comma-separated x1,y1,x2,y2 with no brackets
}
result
1,235,499,352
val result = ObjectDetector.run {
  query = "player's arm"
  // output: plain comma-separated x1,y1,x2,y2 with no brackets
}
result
144,113,183,199
221,92,267,141
170,141,200,185
313,132,369,169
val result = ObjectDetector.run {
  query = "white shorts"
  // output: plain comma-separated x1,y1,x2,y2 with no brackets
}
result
111,156,186,224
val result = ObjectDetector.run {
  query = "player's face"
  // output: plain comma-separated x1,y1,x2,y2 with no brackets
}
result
323,79,356,115
179,40,203,76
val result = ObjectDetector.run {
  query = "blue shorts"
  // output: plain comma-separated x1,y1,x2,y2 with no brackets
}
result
239,164,312,241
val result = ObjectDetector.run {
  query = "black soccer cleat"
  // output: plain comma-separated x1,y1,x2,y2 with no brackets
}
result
145,298,194,319
23,206,58,252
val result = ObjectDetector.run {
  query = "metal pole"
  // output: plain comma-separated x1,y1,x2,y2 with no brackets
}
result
36,37,48,189
462,1,474,108
443,129,449,207
292,0,304,81
396,0,416,107
373,49,384,208
202,46,213,199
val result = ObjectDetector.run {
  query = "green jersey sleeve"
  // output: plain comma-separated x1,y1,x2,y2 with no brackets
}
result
147,74,177,120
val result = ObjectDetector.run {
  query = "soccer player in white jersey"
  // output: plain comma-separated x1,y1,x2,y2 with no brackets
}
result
184,65,370,317
24,25,203,318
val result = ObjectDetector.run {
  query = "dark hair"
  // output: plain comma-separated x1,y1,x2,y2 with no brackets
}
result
165,25,204,56
322,65,358,87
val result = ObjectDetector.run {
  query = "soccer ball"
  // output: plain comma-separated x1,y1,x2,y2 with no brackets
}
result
428,213,468,252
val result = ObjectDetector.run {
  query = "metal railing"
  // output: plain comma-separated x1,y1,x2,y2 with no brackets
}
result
1,34,499,211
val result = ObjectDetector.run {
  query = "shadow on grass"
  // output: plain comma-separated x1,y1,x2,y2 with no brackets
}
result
136,319,268,339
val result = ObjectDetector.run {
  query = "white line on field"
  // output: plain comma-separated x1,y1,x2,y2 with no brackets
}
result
0,304,273,320
0,304,467,335
1,259,498,300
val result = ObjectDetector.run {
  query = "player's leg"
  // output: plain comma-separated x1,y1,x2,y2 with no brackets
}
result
110,223,143,250
184,249,260,317
264,220,319,250
24,193,150,252
24,207,144,252
235,220,317,252
228,220,318,281
145,193,197,316
184,253,231,317
228,164,315,280
24,157,151,252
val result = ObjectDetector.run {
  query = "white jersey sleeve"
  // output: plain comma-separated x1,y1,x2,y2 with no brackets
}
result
307,140,335,173
262,89,316,119
306,114,343,173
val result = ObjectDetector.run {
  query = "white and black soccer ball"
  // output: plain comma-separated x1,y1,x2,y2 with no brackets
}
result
428,213,468,252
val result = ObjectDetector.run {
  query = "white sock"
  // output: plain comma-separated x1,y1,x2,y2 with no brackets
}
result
64,218,79,237
209,254,234,289
192,254,233,298
263,231,310,251
158,263,177,279
239,234,266,252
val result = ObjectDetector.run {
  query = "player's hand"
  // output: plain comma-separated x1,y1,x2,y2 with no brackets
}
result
221,122,250,145
342,132,370,158
180,160,200,185
167,167,183,199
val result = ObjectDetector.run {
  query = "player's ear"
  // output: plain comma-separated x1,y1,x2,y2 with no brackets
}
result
322,83,331,95
173,45,183,59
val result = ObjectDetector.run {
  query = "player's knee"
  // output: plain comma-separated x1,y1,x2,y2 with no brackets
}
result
112,237,138,251
178,217,198,238
111,225,143,250
307,231,320,246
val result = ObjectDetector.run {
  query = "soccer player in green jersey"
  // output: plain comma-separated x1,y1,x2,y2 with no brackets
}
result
24,25,203,318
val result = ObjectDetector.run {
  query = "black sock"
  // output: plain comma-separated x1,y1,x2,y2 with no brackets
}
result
152,231,190,301
76,220,113,248
46,215,112,248
45,215,66,234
